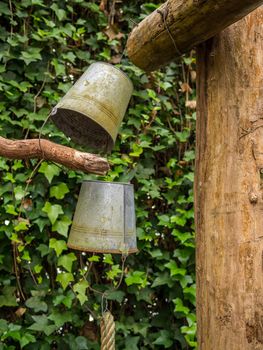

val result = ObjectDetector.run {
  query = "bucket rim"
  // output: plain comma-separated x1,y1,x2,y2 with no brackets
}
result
51,106,115,152
82,179,134,187
89,61,134,90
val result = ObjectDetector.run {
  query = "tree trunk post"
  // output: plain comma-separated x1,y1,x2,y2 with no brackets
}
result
195,7,263,349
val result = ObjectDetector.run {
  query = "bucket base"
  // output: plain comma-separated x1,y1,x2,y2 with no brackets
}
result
67,242,138,255
51,108,114,153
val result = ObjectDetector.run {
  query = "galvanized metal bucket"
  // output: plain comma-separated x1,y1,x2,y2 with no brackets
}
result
51,62,133,152
67,180,137,254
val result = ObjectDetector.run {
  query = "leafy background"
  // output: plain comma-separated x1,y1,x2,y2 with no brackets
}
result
0,0,196,349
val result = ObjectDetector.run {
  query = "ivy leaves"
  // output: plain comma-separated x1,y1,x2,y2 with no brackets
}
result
39,162,60,184
56,272,74,290
0,0,196,349
0,286,17,307
125,271,147,288
58,253,77,272
50,183,69,199
42,202,63,225
49,238,67,256
20,48,42,65
73,279,89,305
1,323,36,348
42,202,71,236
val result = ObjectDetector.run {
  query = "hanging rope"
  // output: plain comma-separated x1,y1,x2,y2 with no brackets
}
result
100,311,115,350
38,111,51,159
99,254,126,349
157,1,182,56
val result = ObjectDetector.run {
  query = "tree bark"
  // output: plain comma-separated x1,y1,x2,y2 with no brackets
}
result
0,137,109,175
195,7,263,350
127,0,263,72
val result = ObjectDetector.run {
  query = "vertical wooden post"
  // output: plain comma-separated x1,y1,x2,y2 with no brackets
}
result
195,7,263,350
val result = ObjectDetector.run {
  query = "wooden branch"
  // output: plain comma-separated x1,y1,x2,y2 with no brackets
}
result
0,137,109,175
127,0,263,72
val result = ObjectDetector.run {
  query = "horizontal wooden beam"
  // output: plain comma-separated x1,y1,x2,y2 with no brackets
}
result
127,0,263,72
0,137,109,175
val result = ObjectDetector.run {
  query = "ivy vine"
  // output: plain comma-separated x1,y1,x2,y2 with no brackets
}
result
0,0,196,349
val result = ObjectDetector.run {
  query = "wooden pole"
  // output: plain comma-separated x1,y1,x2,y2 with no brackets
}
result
195,7,263,349
127,0,263,72
0,137,109,175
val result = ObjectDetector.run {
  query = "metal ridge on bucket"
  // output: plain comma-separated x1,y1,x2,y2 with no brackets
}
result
67,243,138,255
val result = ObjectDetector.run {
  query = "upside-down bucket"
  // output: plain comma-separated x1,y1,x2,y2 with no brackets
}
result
51,62,133,152
67,181,138,254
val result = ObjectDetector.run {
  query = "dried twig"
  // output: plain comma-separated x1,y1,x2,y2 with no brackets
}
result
0,137,109,175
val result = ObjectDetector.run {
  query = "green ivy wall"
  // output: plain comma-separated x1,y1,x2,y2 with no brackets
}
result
0,0,196,349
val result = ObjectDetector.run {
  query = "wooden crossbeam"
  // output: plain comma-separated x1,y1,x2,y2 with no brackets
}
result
127,0,263,72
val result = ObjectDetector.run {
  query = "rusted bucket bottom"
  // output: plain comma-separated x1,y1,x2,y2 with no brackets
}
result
67,242,138,255
51,108,114,153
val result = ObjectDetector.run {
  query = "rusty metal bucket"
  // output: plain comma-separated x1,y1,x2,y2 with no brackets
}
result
51,62,133,152
67,180,137,254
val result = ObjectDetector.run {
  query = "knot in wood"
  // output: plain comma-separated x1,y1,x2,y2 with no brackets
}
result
249,192,258,204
